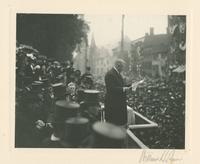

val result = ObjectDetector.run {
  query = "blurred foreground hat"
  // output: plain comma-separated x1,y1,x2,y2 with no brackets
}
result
83,89,100,104
92,121,126,148
55,100,80,122
53,100,80,139
63,117,89,145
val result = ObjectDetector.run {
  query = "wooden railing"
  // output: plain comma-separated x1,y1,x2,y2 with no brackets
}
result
126,106,158,148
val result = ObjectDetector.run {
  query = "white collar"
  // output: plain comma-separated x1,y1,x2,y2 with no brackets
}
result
113,66,120,74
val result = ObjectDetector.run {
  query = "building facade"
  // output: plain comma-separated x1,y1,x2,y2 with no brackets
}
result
87,36,115,80
73,39,88,74
130,27,171,78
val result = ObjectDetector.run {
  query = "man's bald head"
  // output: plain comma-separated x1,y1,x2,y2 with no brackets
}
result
114,58,126,73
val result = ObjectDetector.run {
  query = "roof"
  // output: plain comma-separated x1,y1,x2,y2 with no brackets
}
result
143,34,171,47
142,34,171,55
131,37,145,45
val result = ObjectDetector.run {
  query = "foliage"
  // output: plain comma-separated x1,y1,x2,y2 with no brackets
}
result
17,14,89,61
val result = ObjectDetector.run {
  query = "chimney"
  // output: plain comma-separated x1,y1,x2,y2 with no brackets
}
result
150,27,154,36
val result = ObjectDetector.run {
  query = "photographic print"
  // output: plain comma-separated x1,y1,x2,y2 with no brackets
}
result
15,14,186,149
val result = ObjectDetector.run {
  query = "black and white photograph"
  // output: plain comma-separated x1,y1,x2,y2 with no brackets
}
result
15,14,186,149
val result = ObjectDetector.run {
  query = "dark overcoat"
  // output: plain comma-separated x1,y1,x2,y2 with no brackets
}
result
104,68,127,125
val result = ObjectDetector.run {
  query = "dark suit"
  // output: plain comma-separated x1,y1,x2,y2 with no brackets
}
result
104,68,127,125
24,64,34,86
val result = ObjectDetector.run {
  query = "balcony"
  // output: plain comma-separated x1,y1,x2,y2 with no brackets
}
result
126,106,158,148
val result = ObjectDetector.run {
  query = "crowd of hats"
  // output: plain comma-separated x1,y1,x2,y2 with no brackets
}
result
15,44,92,147
15,43,128,148
16,87,127,148
127,74,185,149
126,16,186,149
94,71,185,149
16,43,185,148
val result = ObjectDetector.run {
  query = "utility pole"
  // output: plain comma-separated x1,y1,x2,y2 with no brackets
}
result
121,14,125,56
85,37,88,73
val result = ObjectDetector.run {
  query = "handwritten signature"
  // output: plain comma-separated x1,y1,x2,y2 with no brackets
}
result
139,150,183,163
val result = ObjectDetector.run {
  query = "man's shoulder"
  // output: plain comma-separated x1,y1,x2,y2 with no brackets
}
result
105,68,116,78
105,68,112,76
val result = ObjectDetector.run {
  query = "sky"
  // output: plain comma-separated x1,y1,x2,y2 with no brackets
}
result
84,14,168,47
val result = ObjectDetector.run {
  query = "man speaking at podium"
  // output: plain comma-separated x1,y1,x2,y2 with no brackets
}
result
104,59,132,126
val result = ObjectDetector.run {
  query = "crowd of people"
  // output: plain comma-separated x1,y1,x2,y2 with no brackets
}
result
126,72,185,149
16,44,96,147
16,57,94,90
15,44,185,149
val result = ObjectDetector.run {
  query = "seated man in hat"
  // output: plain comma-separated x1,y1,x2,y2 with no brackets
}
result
80,66,94,89
104,59,132,126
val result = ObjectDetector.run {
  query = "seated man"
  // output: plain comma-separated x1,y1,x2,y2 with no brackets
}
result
80,67,94,89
